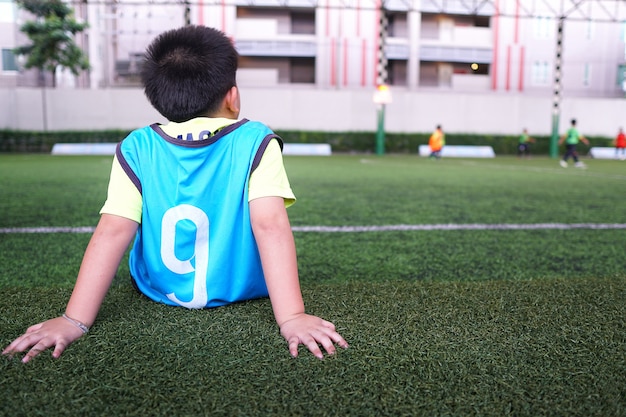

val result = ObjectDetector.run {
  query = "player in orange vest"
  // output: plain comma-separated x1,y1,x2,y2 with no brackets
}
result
428,125,445,159
615,127,626,160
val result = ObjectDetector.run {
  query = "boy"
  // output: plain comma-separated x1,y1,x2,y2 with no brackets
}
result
428,125,445,159
558,119,589,168
3,26,347,363
517,128,535,158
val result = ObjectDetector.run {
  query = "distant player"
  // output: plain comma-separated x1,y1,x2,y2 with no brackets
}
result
614,128,626,160
517,128,535,158
428,125,445,159
558,119,589,168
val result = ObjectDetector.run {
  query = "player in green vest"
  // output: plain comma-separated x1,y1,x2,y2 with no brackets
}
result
558,119,589,168
517,128,535,158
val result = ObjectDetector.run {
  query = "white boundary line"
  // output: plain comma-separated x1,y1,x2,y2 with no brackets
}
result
0,227,97,234
1,223,626,234
292,224,626,232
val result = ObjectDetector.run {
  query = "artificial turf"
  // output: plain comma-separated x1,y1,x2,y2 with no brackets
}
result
0,154,625,416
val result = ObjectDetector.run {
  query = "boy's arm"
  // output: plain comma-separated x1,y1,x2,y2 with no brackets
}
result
249,196,348,359
65,214,139,326
2,214,138,363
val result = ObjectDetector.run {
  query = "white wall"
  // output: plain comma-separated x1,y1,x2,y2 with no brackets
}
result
0,87,623,137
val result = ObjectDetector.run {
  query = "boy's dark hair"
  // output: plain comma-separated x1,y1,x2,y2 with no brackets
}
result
141,25,238,122
571,119,577,125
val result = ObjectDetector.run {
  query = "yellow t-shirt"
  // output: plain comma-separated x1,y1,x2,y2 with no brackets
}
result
100,118,295,223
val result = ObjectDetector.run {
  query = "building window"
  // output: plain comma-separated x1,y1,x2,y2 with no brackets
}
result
583,63,591,87
387,12,408,38
291,11,315,35
533,16,553,40
531,61,550,85
388,59,407,86
0,2,15,23
585,20,594,40
420,15,439,40
238,56,315,85
617,64,626,91
290,57,315,83
236,7,315,36
621,23,626,59
473,16,491,28
2,49,18,72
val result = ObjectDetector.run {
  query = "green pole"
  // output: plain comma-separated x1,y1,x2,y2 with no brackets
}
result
376,104,385,155
550,112,560,159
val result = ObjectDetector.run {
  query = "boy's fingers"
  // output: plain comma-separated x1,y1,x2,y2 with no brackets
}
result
319,331,349,355
319,337,337,356
52,342,67,359
282,317,348,359
22,342,49,363
288,332,349,359
2,343,16,356
330,332,349,349
304,339,324,360
4,334,36,355
25,323,43,334
289,335,324,359
320,319,336,331
288,338,299,358
4,333,52,361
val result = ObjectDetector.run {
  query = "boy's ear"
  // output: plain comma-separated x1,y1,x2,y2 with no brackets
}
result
223,86,240,117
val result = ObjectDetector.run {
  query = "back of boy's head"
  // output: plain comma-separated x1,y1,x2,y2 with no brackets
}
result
141,25,238,122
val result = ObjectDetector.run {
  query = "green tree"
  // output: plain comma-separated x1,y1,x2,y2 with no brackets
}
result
14,0,89,87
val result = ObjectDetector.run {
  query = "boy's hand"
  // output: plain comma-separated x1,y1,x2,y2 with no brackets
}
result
279,313,348,359
2,317,85,363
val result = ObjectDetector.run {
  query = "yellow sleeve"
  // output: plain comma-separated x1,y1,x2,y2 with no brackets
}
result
248,139,296,207
99,154,143,223
100,137,294,222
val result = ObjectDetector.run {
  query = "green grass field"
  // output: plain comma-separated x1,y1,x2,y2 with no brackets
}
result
1,154,624,417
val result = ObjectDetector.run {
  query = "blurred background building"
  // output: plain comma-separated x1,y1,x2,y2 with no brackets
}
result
1,0,625,135
1,0,625,96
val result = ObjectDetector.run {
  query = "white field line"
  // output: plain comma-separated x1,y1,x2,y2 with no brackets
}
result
2,223,626,234
0,227,97,234
458,161,626,181
292,224,626,232
359,158,626,181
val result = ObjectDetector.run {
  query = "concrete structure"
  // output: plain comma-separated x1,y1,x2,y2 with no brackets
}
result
2,87,625,137
1,0,626,137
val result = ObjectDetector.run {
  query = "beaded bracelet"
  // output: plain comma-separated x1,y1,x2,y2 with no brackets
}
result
62,313,90,334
